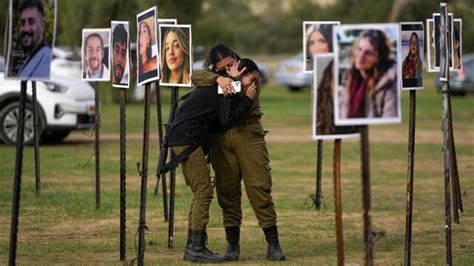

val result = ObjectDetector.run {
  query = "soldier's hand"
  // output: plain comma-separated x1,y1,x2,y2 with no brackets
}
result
216,76,236,96
244,82,257,100
227,60,246,79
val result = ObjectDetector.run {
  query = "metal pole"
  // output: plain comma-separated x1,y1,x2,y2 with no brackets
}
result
154,82,169,222
32,81,41,197
138,83,152,265
404,90,416,265
168,87,179,248
9,81,28,265
439,4,452,265
447,93,462,222
94,82,101,209
119,88,127,261
359,126,373,265
333,139,344,266
315,140,323,209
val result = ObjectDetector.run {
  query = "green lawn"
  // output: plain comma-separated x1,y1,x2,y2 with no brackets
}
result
0,76,473,265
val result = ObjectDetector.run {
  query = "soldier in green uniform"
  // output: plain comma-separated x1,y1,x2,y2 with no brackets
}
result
192,44,286,262
166,59,258,263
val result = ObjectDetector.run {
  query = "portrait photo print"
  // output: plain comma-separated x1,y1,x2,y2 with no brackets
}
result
5,0,56,80
303,21,340,73
81,28,111,81
312,53,358,140
111,21,130,88
159,24,192,87
136,6,159,87
400,22,424,90
334,24,401,126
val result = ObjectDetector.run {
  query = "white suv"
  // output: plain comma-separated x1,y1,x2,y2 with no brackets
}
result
0,56,95,145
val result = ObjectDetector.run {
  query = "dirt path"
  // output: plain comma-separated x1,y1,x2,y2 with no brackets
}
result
66,127,473,145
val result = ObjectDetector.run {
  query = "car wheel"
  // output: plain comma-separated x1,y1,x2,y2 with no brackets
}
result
0,102,40,145
289,86,302,92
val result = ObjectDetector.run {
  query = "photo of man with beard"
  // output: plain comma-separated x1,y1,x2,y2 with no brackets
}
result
6,0,55,80
82,29,110,81
111,21,130,88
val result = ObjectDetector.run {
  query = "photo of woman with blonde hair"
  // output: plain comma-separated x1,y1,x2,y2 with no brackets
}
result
159,25,192,87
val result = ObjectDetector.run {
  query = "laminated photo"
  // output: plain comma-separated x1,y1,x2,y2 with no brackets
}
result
5,0,56,80
303,21,340,73
81,28,111,82
400,22,424,90
159,24,192,87
136,6,159,87
334,24,401,126
312,53,358,140
111,21,130,88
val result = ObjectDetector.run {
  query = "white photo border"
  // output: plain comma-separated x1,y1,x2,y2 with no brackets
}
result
111,21,130,88
136,6,159,87
303,21,340,73
81,28,111,82
333,23,402,126
400,22,425,91
312,53,359,140
158,24,193,88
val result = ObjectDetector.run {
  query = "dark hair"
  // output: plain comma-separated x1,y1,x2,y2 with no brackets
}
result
316,60,334,134
358,30,392,73
20,0,44,17
113,24,127,46
238,58,259,76
318,24,333,52
85,33,104,49
204,43,240,70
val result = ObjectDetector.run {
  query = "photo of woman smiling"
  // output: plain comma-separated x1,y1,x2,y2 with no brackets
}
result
159,25,192,87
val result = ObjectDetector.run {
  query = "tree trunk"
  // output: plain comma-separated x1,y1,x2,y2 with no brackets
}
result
388,0,406,22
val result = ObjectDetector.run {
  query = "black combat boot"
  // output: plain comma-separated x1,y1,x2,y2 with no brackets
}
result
223,226,240,261
182,228,193,260
263,225,286,261
183,230,223,263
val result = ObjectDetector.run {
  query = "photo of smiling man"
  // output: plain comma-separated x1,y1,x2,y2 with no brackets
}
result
6,0,56,80
82,28,111,81
111,21,130,88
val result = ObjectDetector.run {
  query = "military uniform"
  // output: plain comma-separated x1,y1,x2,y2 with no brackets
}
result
168,85,252,231
192,70,277,229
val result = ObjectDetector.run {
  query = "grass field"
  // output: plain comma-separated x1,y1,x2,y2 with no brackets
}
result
0,75,473,265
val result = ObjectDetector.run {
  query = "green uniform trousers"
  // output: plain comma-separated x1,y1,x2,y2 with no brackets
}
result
172,146,214,231
212,122,277,228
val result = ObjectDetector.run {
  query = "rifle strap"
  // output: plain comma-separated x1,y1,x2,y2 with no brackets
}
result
160,142,201,174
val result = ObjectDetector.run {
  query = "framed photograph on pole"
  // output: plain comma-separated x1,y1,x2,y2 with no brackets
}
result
312,53,358,140
5,0,56,80
137,6,159,87
400,22,424,90
111,21,130,88
159,24,192,87
81,28,111,81
334,24,401,126
303,21,340,72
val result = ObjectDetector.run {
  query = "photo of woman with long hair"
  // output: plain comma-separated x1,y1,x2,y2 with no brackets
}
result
312,54,357,139
335,25,401,125
136,7,159,86
303,22,339,72
159,25,192,87
400,22,424,90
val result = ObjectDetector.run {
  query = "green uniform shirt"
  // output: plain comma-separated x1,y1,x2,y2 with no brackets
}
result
192,69,262,119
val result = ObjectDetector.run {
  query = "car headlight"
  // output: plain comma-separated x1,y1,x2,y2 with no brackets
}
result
45,82,69,93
